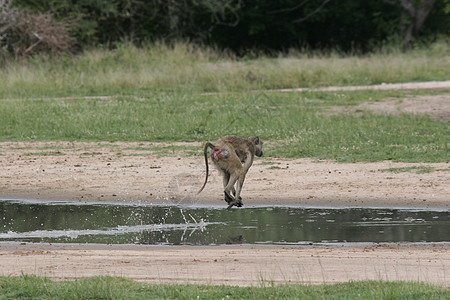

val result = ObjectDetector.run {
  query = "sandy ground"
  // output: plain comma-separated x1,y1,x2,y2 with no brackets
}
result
0,140,448,209
0,87,449,287
0,243,448,287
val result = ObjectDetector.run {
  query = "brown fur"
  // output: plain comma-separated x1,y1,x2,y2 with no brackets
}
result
198,135,263,209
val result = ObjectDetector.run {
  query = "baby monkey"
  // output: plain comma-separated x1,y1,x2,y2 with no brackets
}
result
198,135,263,209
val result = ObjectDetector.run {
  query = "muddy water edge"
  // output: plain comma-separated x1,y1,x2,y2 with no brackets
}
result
1,200,448,246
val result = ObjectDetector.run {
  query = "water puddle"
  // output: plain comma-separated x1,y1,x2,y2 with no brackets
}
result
0,200,448,245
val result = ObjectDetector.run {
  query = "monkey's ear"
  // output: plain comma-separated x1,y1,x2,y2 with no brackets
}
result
255,136,260,144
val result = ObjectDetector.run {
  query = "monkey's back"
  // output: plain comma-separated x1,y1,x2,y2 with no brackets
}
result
211,139,243,174
218,135,255,161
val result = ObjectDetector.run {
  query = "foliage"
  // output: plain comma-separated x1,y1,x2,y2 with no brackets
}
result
10,0,450,53
11,0,242,48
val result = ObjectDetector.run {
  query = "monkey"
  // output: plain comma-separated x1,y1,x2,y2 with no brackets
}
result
198,135,263,209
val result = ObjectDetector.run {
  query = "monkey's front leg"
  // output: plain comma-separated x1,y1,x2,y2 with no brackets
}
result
231,187,242,202
230,188,243,207
233,176,245,207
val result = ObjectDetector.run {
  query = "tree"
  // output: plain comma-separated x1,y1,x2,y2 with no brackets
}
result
385,0,437,47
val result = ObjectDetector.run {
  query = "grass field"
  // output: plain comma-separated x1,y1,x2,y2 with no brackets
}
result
0,276,448,299
0,41,449,98
0,41,449,163
1,89,448,162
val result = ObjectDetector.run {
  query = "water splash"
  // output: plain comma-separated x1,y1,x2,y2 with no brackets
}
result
0,221,221,240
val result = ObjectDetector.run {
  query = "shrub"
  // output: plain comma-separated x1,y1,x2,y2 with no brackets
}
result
0,0,72,61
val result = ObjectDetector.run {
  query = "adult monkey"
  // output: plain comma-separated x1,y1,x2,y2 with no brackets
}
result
198,135,264,209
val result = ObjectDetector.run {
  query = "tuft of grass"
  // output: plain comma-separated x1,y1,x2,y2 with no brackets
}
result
268,166,283,170
0,275,448,299
121,145,202,157
379,166,437,174
258,161,278,165
22,151,65,156
0,40,449,98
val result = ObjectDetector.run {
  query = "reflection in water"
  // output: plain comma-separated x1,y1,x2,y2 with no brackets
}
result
0,200,448,245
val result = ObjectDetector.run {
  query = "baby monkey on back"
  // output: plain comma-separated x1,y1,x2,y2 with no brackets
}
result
198,135,264,209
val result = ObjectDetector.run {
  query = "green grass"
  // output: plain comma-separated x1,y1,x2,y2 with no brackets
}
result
268,166,285,170
116,145,201,157
22,151,65,156
379,166,436,174
0,40,449,98
1,90,448,162
124,145,201,155
0,276,448,299
0,41,449,162
258,161,278,165
379,166,450,174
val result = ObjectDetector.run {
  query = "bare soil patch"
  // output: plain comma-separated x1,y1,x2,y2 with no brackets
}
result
0,142,450,208
0,141,449,208
329,94,450,121
356,94,450,121
271,80,450,94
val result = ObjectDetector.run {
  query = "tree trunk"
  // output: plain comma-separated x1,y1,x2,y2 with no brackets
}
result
400,0,437,47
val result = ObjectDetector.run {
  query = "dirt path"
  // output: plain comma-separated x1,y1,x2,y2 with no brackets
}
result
0,243,448,287
270,80,450,94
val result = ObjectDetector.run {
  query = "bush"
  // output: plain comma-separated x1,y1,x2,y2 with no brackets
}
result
0,0,73,61
7,0,450,56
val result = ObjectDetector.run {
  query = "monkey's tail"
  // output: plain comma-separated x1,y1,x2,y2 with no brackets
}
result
198,142,214,194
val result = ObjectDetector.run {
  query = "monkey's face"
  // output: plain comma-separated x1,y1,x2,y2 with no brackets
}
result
255,137,264,157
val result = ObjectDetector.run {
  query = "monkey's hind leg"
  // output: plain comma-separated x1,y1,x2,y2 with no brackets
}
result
223,174,244,209
224,173,241,209
230,176,245,208
222,171,242,206
226,191,243,209
222,171,235,204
